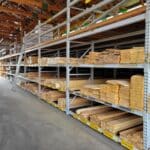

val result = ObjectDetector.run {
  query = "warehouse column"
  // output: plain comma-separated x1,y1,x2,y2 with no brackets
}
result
66,0,71,115
144,0,150,149
38,20,41,98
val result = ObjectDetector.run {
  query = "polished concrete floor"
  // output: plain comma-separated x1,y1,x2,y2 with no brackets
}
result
0,77,124,150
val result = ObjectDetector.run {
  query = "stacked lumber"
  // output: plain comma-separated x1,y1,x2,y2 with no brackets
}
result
120,47,144,64
76,105,112,120
80,80,106,98
21,82,38,94
25,72,55,81
84,49,120,64
105,83,120,104
118,81,130,107
100,80,129,105
47,78,103,91
79,78,144,110
120,125,143,150
40,89,65,103
80,84,101,99
84,47,144,64
105,115,142,134
130,75,144,111
90,110,128,128
24,56,38,65
57,97,90,109
38,57,79,65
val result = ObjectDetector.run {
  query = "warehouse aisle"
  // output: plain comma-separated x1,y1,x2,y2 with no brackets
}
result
0,77,124,150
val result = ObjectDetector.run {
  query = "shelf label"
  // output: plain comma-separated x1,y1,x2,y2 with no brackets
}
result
103,130,115,140
90,122,99,131
121,139,133,150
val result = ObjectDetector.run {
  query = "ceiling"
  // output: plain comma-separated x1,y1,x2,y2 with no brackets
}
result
0,0,67,42
0,0,144,45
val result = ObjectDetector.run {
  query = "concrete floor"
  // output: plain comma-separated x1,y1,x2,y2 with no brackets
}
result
0,77,124,150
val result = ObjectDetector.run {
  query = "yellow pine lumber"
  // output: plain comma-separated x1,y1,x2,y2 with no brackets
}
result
119,125,143,139
76,105,107,115
90,110,127,127
80,107,113,119
130,75,144,110
101,113,129,130
106,115,142,134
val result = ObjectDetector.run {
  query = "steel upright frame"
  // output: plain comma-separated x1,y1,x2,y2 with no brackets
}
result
144,0,150,149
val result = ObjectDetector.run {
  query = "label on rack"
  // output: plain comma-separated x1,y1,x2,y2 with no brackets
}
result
90,122,99,131
121,139,133,150
80,117,88,124
103,130,114,140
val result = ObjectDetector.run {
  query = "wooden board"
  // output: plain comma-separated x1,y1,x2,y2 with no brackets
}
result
130,75,144,111
40,89,65,102
79,106,113,120
90,110,127,128
119,82,130,108
120,125,143,150
105,115,142,134
120,47,144,64
57,97,91,109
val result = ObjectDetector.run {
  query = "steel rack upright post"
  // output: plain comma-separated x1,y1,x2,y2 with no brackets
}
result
66,0,71,115
144,0,150,149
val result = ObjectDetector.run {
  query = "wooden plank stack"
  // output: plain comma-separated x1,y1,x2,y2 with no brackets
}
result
76,106,142,140
120,125,143,150
80,77,144,110
76,106,112,120
38,57,79,65
120,47,144,64
85,49,120,64
118,81,130,107
21,82,38,95
130,75,144,111
58,97,91,109
84,47,144,64
80,79,106,98
40,89,65,103
47,78,103,91
105,115,142,134
25,72,55,81
90,110,128,128
24,56,38,65
80,84,102,99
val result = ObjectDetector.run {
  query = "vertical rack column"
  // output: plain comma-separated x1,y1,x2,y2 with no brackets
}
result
144,0,150,149
90,42,94,82
38,20,41,98
66,0,71,115
24,33,27,87
57,50,60,78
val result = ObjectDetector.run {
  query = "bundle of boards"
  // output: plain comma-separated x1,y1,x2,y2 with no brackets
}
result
80,75,144,111
76,105,143,150
23,47,144,66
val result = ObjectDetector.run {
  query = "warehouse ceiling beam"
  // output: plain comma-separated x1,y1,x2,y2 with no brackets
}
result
8,0,61,12
0,6,32,17
0,6,48,20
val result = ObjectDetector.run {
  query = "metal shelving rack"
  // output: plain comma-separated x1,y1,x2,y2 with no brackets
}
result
0,0,149,149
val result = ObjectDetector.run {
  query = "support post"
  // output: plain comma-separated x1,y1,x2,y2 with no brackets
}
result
90,42,94,83
57,50,60,79
66,0,71,115
144,1,150,149
38,20,41,98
